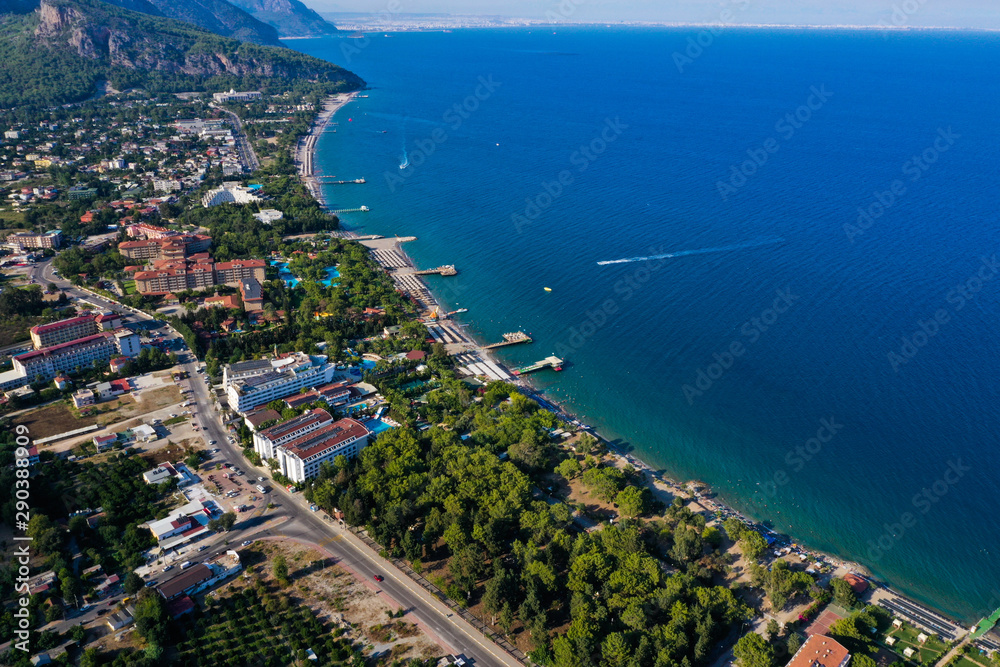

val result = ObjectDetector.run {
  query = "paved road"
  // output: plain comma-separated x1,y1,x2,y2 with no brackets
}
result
188,372,519,667
29,256,521,666
210,104,260,173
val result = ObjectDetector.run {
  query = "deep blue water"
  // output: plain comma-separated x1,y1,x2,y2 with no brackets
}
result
293,27,1000,622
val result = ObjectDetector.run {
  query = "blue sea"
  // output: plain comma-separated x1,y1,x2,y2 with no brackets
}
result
293,27,1000,622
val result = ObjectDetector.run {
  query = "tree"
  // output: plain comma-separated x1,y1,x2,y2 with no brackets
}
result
44,603,63,623
766,619,780,640
734,632,775,667
273,555,289,585
124,571,144,596
615,486,648,518
555,457,582,480
498,602,514,635
831,578,859,608
740,531,768,561
70,623,87,644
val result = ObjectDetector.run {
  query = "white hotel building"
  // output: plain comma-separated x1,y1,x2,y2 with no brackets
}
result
252,408,333,461
224,353,337,412
275,418,369,483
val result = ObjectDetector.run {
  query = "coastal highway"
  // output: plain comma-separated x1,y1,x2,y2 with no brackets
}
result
188,371,522,667
26,257,520,666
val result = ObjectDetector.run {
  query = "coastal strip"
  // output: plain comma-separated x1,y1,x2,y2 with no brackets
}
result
296,91,359,207
296,93,980,649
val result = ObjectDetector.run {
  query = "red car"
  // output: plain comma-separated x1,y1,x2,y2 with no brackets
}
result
373,574,384,582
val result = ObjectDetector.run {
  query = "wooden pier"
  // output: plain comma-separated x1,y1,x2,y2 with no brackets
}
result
484,332,533,349
331,206,370,214
512,356,564,375
317,178,366,184
414,265,458,276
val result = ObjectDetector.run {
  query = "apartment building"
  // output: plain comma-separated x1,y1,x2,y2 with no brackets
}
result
212,90,262,103
132,257,264,296
225,353,337,412
30,315,99,349
118,233,212,261
275,418,369,483
4,230,62,252
252,408,333,460
13,330,141,381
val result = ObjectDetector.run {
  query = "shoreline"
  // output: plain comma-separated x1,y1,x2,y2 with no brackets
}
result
296,91,360,208
296,95,982,643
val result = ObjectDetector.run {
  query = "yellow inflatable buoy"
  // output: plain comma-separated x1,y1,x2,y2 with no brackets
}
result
544,287,552,292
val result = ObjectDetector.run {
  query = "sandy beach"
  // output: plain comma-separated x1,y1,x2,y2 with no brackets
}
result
296,91,359,207
295,93,978,647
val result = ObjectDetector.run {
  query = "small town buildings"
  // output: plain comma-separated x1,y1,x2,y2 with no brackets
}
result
72,388,96,408
885,637,897,647
109,356,129,373
145,498,215,547
253,208,283,224
903,648,916,659
133,424,157,442
917,633,929,644
52,374,71,390
105,608,134,631
157,550,241,600
93,434,117,452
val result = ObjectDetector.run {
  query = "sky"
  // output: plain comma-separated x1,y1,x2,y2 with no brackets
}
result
308,0,1000,29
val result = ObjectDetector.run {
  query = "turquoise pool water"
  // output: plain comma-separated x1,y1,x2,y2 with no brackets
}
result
269,260,339,288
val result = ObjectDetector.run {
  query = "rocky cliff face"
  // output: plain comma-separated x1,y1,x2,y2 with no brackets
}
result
144,0,282,46
226,0,337,37
31,0,363,82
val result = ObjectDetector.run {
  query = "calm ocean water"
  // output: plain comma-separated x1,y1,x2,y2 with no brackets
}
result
294,27,1000,622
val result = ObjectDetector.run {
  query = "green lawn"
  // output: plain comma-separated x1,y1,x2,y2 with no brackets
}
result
952,652,993,667
162,415,188,426
885,623,949,664
124,280,137,295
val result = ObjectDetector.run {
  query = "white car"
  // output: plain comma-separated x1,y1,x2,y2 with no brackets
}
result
241,540,252,547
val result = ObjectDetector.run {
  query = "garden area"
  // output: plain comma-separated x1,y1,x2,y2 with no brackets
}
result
884,621,950,664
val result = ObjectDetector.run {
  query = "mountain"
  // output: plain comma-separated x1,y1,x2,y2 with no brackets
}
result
226,0,337,38
99,0,161,16
111,0,283,46
0,0,364,107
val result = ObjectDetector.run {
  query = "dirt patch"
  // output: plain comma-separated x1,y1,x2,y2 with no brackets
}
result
142,439,197,467
230,540,443,662
135,385,182,411
13,402,100,439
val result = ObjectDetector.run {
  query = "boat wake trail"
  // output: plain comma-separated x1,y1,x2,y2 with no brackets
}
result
596,238,784,266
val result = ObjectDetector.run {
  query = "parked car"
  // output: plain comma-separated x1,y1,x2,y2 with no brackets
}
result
241,540,252,547
163,565,173,572
373,574,384,582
